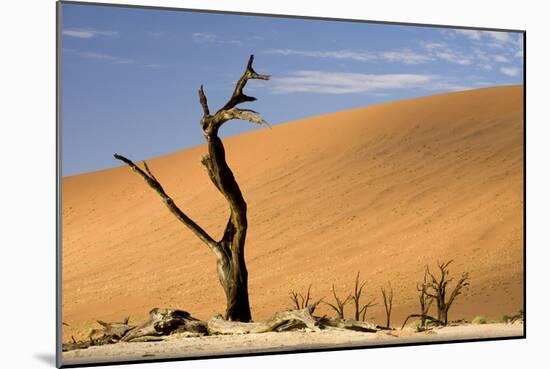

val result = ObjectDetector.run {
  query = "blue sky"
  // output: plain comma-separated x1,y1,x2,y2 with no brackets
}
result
61,3,524,176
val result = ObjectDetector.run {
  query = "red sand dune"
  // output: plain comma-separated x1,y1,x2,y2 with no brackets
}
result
62,86,524,340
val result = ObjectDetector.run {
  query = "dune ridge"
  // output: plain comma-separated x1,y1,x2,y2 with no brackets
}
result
62,86,524,340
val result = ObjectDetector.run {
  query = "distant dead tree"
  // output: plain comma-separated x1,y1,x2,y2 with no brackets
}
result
289,284,324,313
417,269,434,328
380,284,394,328
290,284,313,310
350,272,377,321
424,260,470,326
114,55,270,322
401,268,439,330
325,285,351,319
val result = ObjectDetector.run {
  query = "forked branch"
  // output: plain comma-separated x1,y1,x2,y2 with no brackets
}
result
113,154,217,250
220,55,271,112
324,285,351,319
350,272,377,321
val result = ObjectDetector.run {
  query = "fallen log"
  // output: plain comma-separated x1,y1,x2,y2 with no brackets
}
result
63,306,382,352
122,308,206,342
63,309,206,351
207,307,320,335
318,317,378,333
61,317,135,352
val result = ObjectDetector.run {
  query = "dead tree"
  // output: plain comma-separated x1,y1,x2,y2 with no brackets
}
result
350,272,377,321
289,284,324,314
400,269,439,330
424,260,470,326
114,55,270,322
289,284,313,310
325,284,351,319
417,268,434,328
380,284,394,328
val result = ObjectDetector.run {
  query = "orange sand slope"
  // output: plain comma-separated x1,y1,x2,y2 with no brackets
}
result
62,86,524,339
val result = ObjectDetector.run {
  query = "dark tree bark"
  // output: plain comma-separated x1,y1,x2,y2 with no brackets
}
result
424,260,470,326
114,55,270,322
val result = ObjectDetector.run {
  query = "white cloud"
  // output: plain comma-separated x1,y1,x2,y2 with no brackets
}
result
442,31,524,69
471,47,490,62
77,51,135,65
479,63,493,71
192,32,217,43
271,71,436,94
454,29,516,46
427,81,472,92
486,31,512,43
422,42,447,50
494,55,509,63
267,33,522,72
192,32,241,45
381,50,432,64
454,29,482,40
435,51,471,65
264,49,375,62
265,48,431,64
63,29,118,39
499,67,520,77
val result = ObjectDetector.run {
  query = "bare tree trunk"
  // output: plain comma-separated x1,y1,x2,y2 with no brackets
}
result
114,55,270,322
381,285,393,328
203,133,252,322
425,261,470,326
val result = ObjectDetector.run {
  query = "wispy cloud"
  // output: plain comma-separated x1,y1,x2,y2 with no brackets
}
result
77,51,135,65
265,48,431,64
381,50,433,64
191,32,241,45
486,31,512,43
248,35,265,41
265,49,375,62
63,29,119,39
268,71,479,95
434,50,471,65
143,63,165,69
452,29,523,56
499,67,520,77
432,32,523,71
454,29,482,40
494,55,509,63
422,42,447,50
192,32,217,43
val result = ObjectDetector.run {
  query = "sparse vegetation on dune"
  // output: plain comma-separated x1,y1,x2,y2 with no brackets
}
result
472,316,488,325
63,265,522,355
